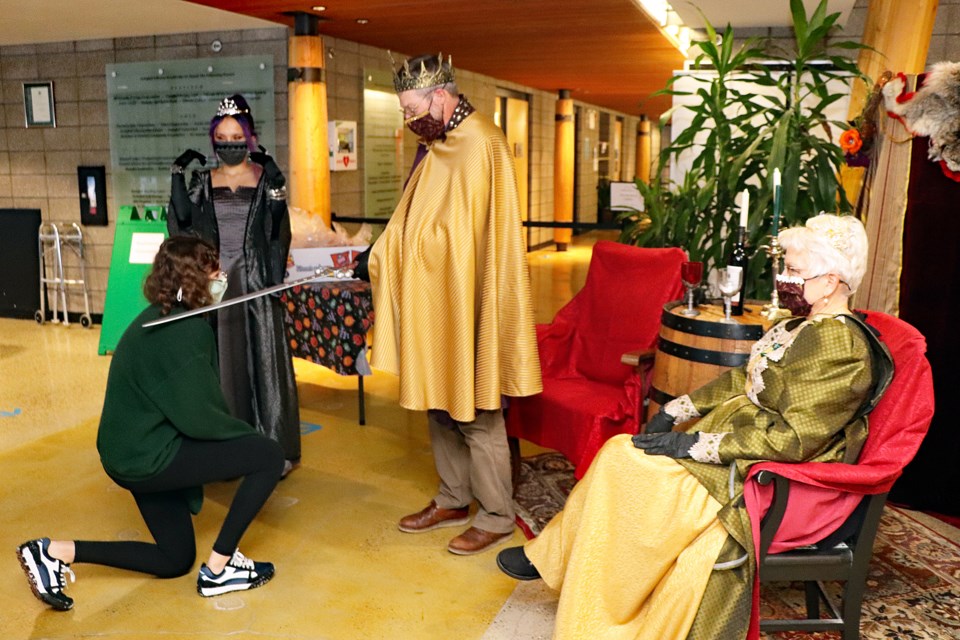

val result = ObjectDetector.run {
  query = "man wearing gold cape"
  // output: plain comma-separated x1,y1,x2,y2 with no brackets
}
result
362,53,542,555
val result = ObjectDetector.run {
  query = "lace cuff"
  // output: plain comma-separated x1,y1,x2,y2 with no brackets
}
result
664,395,700,424
689,432,725,464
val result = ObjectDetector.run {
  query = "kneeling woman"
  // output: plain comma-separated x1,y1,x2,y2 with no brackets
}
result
17,236,284,611
498,214,894,639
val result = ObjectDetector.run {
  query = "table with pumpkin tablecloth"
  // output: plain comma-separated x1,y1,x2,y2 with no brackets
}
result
280,280,374,424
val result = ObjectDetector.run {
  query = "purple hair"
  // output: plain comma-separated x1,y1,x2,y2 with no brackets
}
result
208,94,258,152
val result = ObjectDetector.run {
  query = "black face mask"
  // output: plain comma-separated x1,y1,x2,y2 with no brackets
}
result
214,142,249,166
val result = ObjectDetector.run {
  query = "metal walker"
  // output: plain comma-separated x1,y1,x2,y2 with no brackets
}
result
36,222,93,328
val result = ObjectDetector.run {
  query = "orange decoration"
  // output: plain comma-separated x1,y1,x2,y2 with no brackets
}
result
840,128,863,154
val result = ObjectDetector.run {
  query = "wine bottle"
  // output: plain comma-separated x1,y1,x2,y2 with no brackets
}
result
727,226,747,316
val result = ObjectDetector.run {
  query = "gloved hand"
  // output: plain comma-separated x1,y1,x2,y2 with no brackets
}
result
172,149,206,172
352,245,372,282
631,431,697,459
644,406,675,434
250,145,285,188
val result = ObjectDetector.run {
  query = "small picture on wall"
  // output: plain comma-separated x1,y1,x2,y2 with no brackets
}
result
78,166,108,226
23,81,56,128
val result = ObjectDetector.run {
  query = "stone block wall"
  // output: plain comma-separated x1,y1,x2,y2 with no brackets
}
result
0,27,289,316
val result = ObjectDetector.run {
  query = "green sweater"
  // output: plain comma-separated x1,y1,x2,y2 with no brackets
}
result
97,304,256,485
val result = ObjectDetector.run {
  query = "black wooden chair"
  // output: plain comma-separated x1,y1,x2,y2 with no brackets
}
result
756,473,888,640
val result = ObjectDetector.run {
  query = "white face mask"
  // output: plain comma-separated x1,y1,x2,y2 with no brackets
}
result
208,272,228,304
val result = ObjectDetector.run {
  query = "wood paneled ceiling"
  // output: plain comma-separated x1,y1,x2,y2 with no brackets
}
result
187,0,687,116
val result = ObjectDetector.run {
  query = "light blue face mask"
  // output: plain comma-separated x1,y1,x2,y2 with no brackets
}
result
208,272,228,304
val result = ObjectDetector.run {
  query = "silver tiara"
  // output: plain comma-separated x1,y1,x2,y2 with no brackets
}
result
216,97,249,118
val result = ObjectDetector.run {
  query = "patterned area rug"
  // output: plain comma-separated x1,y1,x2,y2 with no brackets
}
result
513,452,960,639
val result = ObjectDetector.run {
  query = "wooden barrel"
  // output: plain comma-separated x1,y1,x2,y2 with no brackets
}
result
648,301,767,419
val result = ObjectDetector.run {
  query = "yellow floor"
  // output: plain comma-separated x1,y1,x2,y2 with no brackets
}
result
0,232,611,639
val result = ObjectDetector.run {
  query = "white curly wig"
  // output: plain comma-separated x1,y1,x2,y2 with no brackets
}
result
778,214,869,293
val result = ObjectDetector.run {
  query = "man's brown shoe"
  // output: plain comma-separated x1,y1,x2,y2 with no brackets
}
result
398,501,470,533
447,527,513,555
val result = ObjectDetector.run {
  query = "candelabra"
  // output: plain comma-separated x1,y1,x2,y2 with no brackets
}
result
761,235,791,321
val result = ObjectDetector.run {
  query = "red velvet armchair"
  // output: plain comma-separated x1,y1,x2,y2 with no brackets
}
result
506,241,686,479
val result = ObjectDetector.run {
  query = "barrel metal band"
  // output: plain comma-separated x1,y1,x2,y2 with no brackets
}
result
661,303,764,340
657,337,751,367
650,387,675,406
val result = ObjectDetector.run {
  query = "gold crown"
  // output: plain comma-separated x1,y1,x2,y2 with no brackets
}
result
216,97,250,118
391,52,455,92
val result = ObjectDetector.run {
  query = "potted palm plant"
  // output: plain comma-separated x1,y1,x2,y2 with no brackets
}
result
619,0,867,299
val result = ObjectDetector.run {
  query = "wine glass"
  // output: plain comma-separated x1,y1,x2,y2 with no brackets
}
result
717,267,744,323
680,261,703,317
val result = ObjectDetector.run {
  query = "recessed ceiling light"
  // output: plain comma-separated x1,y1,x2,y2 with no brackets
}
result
356,18,369,24
312,5,326,11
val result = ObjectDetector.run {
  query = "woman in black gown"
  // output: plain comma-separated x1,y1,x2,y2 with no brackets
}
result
168,94,300,475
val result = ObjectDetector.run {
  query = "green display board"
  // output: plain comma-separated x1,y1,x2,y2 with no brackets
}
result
98,207,168,355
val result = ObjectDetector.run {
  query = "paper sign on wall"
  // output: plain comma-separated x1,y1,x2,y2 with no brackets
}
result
129,232,165,264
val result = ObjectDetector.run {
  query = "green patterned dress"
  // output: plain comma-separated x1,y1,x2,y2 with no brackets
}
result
672,313,893,639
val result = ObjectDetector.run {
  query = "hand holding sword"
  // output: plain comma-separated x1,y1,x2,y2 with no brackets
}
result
143,266,357,328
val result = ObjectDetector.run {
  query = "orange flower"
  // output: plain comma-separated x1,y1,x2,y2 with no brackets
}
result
840,128,862,154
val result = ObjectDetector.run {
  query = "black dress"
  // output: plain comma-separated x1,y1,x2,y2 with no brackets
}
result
167,165,300,461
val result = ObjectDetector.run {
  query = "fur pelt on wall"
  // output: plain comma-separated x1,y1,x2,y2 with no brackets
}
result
884,61,960,173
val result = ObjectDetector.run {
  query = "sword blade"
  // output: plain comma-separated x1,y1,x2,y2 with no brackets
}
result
142,267,357,328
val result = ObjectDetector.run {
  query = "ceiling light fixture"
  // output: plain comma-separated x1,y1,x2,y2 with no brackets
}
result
633,0,694,57
356,18,369,24
312,5,326,11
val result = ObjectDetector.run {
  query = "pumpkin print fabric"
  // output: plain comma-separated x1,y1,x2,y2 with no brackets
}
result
281,281,374,375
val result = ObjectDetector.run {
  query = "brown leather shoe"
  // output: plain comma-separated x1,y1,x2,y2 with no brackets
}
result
447,526,513,556
398,501,470,533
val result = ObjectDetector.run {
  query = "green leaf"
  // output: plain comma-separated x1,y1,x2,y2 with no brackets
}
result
791,0,809,45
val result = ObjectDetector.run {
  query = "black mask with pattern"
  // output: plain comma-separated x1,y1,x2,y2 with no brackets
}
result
214,142,249,166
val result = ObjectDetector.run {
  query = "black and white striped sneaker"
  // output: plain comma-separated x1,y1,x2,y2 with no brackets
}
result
196,549,274,597
17,538,76,611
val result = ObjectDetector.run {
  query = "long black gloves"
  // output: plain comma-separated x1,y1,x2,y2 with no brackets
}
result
171,149,205,173
352,245,372,282
631,431,697,459
250,146,285,188
644,406,676,434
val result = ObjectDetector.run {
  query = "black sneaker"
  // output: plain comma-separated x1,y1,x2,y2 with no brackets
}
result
496,546,541,581
17,538,75,611
197,549,274,597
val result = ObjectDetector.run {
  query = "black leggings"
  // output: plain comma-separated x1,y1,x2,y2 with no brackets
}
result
74,434,284,578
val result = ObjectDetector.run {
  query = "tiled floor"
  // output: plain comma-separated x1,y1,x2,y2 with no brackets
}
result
0,232,609,639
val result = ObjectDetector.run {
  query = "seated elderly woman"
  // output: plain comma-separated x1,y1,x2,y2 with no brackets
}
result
496,213,894,640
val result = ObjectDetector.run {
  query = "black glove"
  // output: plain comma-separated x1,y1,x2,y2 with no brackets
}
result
644,406,675,434
631,431,697,459
172,149,206,172
250,145,285,188
352,245,372,282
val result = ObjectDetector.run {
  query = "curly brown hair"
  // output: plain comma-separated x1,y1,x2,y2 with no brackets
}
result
144,236,220,314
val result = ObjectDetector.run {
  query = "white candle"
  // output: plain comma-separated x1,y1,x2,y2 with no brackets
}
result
739,189,749,228
772,168,782,232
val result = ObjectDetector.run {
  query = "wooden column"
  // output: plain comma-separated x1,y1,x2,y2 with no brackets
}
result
635,114,651,183
841,0,938,207
288,13,331,224
554,90,574,251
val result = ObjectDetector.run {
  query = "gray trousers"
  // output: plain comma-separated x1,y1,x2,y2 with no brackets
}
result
428,409,515,534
